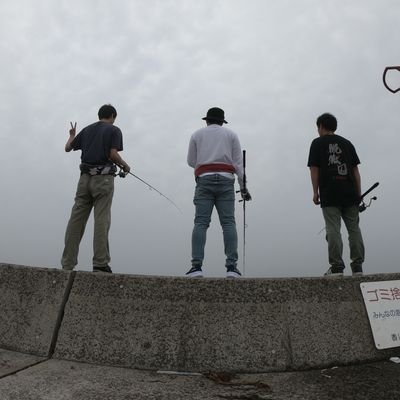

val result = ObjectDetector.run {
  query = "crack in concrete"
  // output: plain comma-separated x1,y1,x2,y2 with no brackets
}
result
48,271,76,357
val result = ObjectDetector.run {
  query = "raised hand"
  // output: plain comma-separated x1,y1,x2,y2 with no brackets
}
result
69,121,77,136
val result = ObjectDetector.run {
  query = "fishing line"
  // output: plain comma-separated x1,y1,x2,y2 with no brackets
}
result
117,167,182,213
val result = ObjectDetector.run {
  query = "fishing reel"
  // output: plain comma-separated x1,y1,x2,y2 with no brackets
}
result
358,182,379,213
359,196,377,213
115,166,127,178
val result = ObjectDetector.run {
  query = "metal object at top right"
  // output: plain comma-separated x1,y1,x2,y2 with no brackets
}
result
383,66,400,93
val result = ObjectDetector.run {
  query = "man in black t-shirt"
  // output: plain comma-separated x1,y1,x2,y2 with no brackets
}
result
61,104,130,273
307,113,364,276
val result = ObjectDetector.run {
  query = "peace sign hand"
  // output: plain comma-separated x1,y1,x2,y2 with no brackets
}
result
69,122,77,136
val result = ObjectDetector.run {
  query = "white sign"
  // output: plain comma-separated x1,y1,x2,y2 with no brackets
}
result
360,281,400,349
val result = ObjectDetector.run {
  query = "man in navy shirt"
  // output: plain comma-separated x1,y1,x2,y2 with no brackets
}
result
61,104,130,273
307,113,364,276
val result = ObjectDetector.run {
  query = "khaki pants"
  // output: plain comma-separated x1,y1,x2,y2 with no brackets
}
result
322,205,365,272
61,174,114,270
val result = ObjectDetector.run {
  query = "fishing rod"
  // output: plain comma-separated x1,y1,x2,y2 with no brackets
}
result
242,151,247,275
237,150,250,275
116,167,182,213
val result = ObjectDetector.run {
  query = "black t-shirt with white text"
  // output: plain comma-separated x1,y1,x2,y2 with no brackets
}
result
307,134,360,207
71,121,123,165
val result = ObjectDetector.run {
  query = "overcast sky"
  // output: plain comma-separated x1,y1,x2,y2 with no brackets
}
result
1,0,399,278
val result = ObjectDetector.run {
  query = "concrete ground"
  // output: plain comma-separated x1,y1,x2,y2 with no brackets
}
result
1,351,400,400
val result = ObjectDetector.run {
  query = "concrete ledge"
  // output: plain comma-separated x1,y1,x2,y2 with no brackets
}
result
0,349,45,378
0,264,72,356
2,359,400,400
53,271,400,372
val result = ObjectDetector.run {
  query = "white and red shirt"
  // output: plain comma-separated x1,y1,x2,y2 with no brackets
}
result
187,124,244,189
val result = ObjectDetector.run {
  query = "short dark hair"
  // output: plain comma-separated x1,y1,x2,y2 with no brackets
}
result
98,104,117,120
316,113,337,132
206,119,223,126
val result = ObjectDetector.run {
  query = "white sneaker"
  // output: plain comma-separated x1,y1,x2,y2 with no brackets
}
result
226,266,242,278
185,266,203,278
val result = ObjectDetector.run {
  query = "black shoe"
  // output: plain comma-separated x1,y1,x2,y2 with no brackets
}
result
351,265,363,276
93,265,113,273
185,266,203,278
324,266,344,277
226,266,242,278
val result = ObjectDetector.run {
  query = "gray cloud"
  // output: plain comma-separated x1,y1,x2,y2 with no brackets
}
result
0,0,399,277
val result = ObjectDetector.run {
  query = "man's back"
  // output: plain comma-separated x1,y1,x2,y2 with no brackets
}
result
187,124,243,183
186,107,251,279
72,121,123,165
62,104,130,274
308,134,360,207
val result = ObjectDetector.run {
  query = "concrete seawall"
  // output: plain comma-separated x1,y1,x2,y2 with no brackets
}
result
1,263,399,373
0,264,72,357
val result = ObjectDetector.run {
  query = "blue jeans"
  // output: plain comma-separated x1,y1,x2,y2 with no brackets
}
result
191,174,238,268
